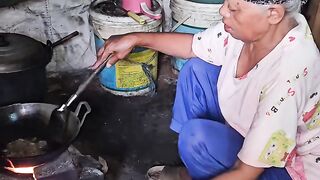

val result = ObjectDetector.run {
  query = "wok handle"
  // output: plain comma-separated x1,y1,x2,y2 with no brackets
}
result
51,31,80,48
74,101,92,127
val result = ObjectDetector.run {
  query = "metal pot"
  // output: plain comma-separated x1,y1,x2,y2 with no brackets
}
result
0,31,79,107
0,102,91,167
0,0,28,7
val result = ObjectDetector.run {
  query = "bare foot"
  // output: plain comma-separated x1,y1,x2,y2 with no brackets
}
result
146,165,192,180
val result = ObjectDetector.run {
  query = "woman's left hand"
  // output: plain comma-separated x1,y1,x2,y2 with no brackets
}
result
212,160,264,180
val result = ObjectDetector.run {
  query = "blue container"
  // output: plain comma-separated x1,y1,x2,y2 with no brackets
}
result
172,20,205,71
95,36,158,96
94,36,105,51
170,0,222,72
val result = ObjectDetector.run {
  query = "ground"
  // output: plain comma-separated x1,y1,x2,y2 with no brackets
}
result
46,55,181,180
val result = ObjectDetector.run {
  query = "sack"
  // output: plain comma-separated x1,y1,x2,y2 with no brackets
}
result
0,0,28,7
0,0,96,72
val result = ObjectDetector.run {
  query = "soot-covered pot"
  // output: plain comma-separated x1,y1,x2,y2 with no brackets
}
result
0,32,78,106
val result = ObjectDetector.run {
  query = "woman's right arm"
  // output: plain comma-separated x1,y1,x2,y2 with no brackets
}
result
133,32,196,58
91,32,196,69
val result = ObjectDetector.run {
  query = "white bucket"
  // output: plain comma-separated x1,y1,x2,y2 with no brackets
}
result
170,0,222,72
170,0,223,29
90,0,162,96
90,0,162,39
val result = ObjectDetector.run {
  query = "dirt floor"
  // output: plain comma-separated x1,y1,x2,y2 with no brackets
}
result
46,54,182,180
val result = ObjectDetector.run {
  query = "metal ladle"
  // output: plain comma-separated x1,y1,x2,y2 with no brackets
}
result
48,54,113,143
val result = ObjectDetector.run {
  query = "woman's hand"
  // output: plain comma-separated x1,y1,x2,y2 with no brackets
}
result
91,33,138,69
91,32,195,69
212,160,264,180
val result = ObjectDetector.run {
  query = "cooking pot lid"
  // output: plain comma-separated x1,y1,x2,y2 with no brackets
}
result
0,33,49,73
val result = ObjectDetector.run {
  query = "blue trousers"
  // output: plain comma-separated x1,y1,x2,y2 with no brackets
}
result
170,58,292,180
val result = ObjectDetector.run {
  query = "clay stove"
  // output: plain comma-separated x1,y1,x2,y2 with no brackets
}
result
0,146,107,180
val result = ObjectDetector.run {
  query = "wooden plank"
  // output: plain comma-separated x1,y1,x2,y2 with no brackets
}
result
307,0,320,48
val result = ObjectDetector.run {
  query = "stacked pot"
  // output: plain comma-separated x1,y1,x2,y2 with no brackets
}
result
0,33,53,107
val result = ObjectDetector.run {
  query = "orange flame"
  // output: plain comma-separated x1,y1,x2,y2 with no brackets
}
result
4,159,38,179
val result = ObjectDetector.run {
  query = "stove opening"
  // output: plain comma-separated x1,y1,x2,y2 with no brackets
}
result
3,159,38,179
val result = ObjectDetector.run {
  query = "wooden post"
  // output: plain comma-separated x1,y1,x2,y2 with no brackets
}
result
306,0,320,49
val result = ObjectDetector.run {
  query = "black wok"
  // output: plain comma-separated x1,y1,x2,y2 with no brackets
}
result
0,102,91,167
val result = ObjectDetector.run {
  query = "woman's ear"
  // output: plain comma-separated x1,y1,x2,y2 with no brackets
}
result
267,5,285,24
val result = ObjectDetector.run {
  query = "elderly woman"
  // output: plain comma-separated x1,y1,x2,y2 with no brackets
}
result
93,0,320,179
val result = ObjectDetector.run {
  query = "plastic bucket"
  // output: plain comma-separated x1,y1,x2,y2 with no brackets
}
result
170,0,222,72
90,0,162,96
172,21,205,71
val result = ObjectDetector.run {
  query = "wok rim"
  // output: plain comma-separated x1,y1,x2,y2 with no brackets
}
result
0,102,81,167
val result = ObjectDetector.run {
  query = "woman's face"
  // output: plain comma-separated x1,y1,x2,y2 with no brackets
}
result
219,0,271,42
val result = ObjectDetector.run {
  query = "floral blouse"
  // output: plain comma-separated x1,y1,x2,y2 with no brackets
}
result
192,14,320,180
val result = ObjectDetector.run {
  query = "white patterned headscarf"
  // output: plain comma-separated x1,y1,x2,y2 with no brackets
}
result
246,0,307,5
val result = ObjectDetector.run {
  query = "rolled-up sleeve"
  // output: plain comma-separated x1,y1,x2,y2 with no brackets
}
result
192,22,228,66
